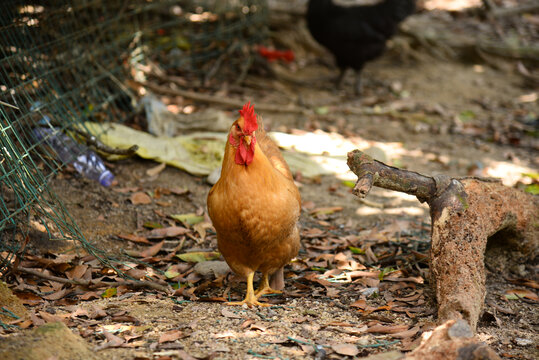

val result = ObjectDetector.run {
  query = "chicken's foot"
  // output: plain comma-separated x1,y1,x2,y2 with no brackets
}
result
255,273,282,298
227,272,271,307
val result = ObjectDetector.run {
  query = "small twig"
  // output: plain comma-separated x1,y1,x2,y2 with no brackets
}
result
234,55,254,87
490,3,539,18
477,42,539,62
205,41,241,84
133,79,310,115
358,198,385,208
16,267,170,293
347,150,438,203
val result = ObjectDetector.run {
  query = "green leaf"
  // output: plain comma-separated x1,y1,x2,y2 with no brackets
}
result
458,110,476,122
525,183,539,195
164,269,181,279
315,106,329,115
349,246,365,254
378,267,395,281
342,180,356,188
504,293,519,300
143,221,163,229
311,266,326,272
176,251,220,263
171,213,204,226
392,159,403,168
101,288,117,298
522,172,539,180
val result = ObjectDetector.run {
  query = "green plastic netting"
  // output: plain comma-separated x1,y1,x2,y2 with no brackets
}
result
0,0,268,276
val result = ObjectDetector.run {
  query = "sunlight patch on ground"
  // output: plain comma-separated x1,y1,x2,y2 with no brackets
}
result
272,130,404,180
356,206,426,217
484,161,536,187
424,0,481,11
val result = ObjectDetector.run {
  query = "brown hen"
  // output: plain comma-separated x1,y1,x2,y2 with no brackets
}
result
207,102,301,307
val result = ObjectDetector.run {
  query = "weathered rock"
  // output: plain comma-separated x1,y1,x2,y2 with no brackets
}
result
193,260,230,277
405,320,501,360
0,322,97,360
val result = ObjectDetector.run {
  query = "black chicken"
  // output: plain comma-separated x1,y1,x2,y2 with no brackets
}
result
307,0,416,95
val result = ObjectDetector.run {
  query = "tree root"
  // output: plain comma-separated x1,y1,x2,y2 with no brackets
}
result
406,320,501,360
347,150,538,331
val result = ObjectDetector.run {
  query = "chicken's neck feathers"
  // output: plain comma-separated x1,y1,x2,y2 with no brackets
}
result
221,138,282,187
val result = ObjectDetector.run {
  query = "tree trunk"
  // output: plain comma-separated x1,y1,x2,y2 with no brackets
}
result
347,150,538,331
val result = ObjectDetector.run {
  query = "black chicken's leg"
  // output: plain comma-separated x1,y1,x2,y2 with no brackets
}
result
354,70,362,96
335,67,347,91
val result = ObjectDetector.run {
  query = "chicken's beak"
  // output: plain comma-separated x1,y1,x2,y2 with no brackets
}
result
243,135,252,146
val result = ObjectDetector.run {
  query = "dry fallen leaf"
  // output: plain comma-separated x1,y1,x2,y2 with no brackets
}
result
507,278,539,289
79,291,100,301
117,233,151,244
130,191,152,205
29,312,45,326
505,288,538,301
310,206,343,216
113,186,141,193
38,311,65,324
221,308,242,319
331,343,359,356
70,307,90,319
367,324,409,334
392,326,420,339
42,288,70,301
350,299,366,309
140,241,165,258
159,329,183,343
95,330,126,350
65,264,89,280
193,221,212,241
146,162,166,177
147,226,189,239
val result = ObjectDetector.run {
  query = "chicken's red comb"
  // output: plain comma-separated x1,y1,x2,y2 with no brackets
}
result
239,101,258,134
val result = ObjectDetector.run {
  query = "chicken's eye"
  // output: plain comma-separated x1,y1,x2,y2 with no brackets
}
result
235,124,241,131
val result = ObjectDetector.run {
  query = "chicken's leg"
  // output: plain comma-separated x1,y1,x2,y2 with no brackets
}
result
269,267,284,291
354,70,362,96
227,272,271,307
255,272,283,298
335,67,347,91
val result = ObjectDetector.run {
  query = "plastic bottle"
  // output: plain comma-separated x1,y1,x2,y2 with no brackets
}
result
32,124,115,187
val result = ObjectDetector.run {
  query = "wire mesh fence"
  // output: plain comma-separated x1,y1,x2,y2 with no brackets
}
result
0,0,268,276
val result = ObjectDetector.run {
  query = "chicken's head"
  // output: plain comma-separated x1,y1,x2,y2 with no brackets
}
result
229,102,259,166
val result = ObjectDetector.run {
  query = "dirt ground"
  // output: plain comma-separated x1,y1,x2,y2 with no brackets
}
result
4,6,539,360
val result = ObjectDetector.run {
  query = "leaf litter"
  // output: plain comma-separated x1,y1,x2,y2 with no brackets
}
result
5,186,437,359
5,10,539,358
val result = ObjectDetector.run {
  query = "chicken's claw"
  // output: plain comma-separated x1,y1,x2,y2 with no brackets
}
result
255,273,283,298
226,299,271,308
226,272,272,307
